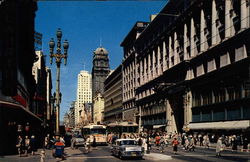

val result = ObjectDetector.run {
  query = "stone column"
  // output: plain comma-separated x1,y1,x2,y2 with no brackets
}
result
140,59,143,86
169,36,173,68
174,32,179,64
144,57,147,84
225,0,232,38
241,0,248,30
184,23,188,60
157,46,161,75
211,0,217,46
190,18,196,57
148,53,151,81
163,41,167,71
200,9,206,52
152,50,156,78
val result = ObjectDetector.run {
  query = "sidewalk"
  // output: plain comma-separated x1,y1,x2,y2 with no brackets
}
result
0,148,56,162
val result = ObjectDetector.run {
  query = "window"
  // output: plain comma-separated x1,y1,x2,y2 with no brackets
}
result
243,107,250,119
201,109,212,122
192,109,200,122
227,107,241,120
213,109,225,121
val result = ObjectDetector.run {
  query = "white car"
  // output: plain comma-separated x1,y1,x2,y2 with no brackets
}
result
111,139,144,159
72,135,85,147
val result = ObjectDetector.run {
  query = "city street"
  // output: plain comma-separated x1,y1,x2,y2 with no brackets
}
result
1,145,250,162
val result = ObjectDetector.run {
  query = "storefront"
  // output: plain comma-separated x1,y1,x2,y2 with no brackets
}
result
0,101,43,155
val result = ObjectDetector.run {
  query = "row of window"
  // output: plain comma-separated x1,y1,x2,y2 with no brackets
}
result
193,85,250,107
192,106,250,122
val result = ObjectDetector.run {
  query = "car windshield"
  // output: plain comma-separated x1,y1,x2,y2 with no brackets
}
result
120,140,136,145
90,129,106,135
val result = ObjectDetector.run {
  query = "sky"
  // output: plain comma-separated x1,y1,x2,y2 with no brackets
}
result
35,1,166,121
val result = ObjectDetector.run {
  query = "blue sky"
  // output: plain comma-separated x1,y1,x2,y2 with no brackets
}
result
35,1,166,120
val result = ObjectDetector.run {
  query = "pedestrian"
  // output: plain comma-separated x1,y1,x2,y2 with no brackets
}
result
243,137,248,152
92,136,97,148
160,136,165,153
184,136,189,151
44,135,49,149
216,137,224,156
16,135,23,157
203,135,210,149
24,136,30,156
172,137,179,154
231,137,237,152
155,134,160,146
30,135,37,155
85,136,91,153
189,136,195,152
199,134,203,146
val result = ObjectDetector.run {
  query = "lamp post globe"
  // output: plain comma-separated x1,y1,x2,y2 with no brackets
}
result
56,28,62,39
63,39,69,50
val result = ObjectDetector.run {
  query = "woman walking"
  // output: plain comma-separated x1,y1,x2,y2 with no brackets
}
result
172,138,179,154
216,137,224,156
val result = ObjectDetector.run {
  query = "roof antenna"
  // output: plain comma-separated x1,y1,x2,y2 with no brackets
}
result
100,37,102,47
83,61,85,71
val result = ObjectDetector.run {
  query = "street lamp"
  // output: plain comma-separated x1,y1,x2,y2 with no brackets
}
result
49,28,69,135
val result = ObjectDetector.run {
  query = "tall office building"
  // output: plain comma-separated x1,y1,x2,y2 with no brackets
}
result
75,70,92,126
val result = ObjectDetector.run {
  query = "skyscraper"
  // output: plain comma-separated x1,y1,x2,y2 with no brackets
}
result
75,70,92,126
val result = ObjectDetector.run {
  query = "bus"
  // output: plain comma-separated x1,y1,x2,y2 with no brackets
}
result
82,124,107,145
107,121,138,138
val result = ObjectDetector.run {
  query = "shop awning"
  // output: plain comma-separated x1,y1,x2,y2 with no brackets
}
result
0,100,43,122
107,121,138,127
153,125,166,129
188,120,250,130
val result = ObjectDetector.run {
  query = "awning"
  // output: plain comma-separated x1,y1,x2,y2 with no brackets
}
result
0,100,43,122
107,121,138,127
189,120,250,130
153,125,166,129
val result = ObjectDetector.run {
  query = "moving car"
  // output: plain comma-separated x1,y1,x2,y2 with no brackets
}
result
111,139,144,159
72,134,85,148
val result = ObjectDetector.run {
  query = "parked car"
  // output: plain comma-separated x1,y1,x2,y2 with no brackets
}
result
111,139,144,159
71,134,85,148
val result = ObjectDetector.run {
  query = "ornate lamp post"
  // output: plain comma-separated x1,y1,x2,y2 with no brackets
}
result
49,28,69,135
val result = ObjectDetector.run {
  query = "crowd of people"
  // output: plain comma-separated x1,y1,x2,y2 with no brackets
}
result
107,131,250,156
16,135,37,157
16,130,250,158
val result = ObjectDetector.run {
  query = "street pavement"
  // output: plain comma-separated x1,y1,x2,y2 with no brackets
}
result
0,145,250,162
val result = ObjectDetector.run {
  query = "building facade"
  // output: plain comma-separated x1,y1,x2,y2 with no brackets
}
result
0,0,45,155
121,22,149,123
121,0,250,134
68,101,75,128
75,70,92,126
93,93,105,124
104,65,123,123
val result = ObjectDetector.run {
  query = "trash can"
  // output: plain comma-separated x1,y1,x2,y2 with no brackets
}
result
55,145,64,158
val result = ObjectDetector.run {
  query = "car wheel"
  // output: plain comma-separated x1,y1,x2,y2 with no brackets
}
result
119,152,124,160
